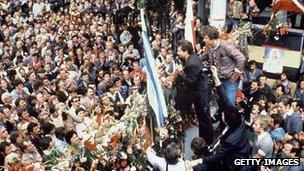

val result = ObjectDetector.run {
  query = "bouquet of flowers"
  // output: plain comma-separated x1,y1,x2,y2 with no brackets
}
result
45,94,151,171
229,22,253,59
262,13,291,41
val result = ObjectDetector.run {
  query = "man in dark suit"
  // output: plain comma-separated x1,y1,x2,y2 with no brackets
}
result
190,66,251,171
175,40,213,145
277,98,303,135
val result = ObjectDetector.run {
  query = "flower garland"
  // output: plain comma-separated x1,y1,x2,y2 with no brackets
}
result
262,13,291,41
45,94,151,171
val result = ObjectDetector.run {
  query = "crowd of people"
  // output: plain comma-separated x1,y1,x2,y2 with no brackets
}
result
0,0,303,171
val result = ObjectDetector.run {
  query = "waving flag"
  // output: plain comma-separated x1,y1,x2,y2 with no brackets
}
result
140,9,167,127
185,0,196,46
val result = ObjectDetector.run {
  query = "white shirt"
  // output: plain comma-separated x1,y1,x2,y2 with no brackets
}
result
33,2,45,17
146,149,186,171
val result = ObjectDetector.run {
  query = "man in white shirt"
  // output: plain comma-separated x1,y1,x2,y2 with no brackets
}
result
32,0,45,17
146,142,186,171
252,115,273,158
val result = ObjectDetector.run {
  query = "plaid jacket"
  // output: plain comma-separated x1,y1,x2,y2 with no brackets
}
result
203,40,246,79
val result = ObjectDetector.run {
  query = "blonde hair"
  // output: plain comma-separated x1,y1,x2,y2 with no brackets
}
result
255,115,270,131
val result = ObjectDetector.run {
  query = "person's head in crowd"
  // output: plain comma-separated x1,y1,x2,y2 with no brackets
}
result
42,77,51,88
58,69,67,80
165,52,174,65
195,43,203,53
160,47,168,57
17,109,30,122
56,79,66,90
258,95,267,108
43,122,56,136
76,107,88,118
133,75,142,87
122,70,130,80
250,78,259,92
105,41,114,51
55,127,66,142
266,94,276,111
102,72,111,82
251,101,262,117
49,95,59,106
4,152,22,171
127,43,134,52
190,137,208,159
27,70,37,83
18,68,27,80
27,122,43,137
291,99,301,112
33,80,44,93
19,140,36,153
13,79,24,91
0,141,12,156
39,136,54,152
270,114,284,129
297,79,304,90
71,96,81,108
177,39,193,61
0,104,12,118
91,105,102,116
222,105,242,129
39,112,52,125
277,98,291,116
283,139,301,158
275,84,286,96
0,78,9,90
253,115,270,134
81,71,89,84
36,68,46,79
132,61,140,72
236,90,245,104
1,92,13,105
65,130,79,145
164,142,182,165
87,87,96,99
100,94,111,107
106,82,116,94
248,60,258,71
0,125,9,141
280,71,290,82
118,44,125,54
202,26,219,47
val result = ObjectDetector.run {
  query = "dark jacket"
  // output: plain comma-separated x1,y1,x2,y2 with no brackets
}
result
284,111,303,135
203,123,251,171
178,54,203,92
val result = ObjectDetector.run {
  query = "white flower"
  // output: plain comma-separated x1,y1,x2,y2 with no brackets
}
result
135,143,141,150
80,157,87,163
127,147,133,154
130,166,137,171
120,152,127,159
274,36,279,41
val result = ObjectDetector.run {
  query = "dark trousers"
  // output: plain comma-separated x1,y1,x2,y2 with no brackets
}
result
190,90,214,145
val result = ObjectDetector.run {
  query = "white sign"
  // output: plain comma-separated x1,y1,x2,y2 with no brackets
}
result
210,0,227,29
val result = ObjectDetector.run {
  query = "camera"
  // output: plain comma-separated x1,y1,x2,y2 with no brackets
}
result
201,62,213,86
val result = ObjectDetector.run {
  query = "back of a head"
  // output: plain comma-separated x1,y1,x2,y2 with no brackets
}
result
223,105,242,129
164,142,182,165
202,26,219,40
191,137,206,157
177,40,193,54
